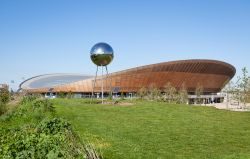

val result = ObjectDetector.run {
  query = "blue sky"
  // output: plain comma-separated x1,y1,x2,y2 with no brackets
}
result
1,0,250,90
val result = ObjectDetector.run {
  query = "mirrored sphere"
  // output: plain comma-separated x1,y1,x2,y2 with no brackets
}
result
90,42,114,66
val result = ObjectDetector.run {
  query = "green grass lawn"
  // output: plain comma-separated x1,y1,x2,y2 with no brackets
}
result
53,99,250,159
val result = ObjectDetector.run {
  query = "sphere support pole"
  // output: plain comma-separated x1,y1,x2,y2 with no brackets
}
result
91,65,98,101
101,65,104,104
105,66,112,99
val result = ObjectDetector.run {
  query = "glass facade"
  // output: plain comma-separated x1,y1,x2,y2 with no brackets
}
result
20,74,93,89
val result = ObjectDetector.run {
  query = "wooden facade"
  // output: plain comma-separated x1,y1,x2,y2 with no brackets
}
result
22,59,235,94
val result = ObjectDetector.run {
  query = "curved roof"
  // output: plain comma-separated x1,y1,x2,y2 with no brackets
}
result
20,74,93,89
111,59,235,77
21,59,236,93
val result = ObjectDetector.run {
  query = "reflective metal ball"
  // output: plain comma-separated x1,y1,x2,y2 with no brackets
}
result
90,42,114,66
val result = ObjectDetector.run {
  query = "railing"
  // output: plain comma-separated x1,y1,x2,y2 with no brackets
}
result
188,94,225,99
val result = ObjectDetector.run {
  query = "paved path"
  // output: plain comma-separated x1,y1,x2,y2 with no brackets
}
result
200,102,250,111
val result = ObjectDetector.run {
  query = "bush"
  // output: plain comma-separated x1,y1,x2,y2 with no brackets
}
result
1,98,55,122
0,88,10,104
66,92,73,99
120,92,125,100
0,98,103,159
108,93,112,100
0,118,85,159
0,101,7,115
21,94,40,105
57,92,67,98
32,99,55,113
37,118,71,135
137,87,147,99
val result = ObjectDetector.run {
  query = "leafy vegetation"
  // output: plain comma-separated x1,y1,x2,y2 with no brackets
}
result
195,83,204,104
0,100,7,115
0,87,10,115
137,87,147,99
237,67,250,105
137,82,188,104
0,97,86,159
0,87,10,104
163,82,177,103
223,67,250,107
53,98,250,159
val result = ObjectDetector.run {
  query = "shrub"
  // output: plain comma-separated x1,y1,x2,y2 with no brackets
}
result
195,83,204,104
177,83,188,104
0,101,7,115
0,97,102,159
108,93,112,100
163,82,177,103
21,94,40,105
1,99,55,123
0,88,10,104
37,118,71,135
32,99,55,113
0,103,30,121
57,92,67,98
120,92,125,100
137,87,147,99
148,84,161,100
66,92,73,99
0,118,85,159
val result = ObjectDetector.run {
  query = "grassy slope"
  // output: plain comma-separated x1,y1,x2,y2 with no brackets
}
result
53,99,250,159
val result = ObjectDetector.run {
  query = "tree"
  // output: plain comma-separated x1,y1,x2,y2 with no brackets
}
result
247,79,250,103
231,77,241,105
120,92,125,100
178,83,188,104
195,83,204,104
152,87,161,101
240,67,250,106
148,83,161,100
66,91,73,99
137,87,147,99
236,67,250,107
163,82,177,103
222,80,235,109
57,92,67,98
108,92,112,100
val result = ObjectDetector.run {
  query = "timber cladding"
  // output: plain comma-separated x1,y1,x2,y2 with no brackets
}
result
23,59,236,93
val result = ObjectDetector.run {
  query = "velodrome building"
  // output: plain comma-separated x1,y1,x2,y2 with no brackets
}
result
20,59,235,102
